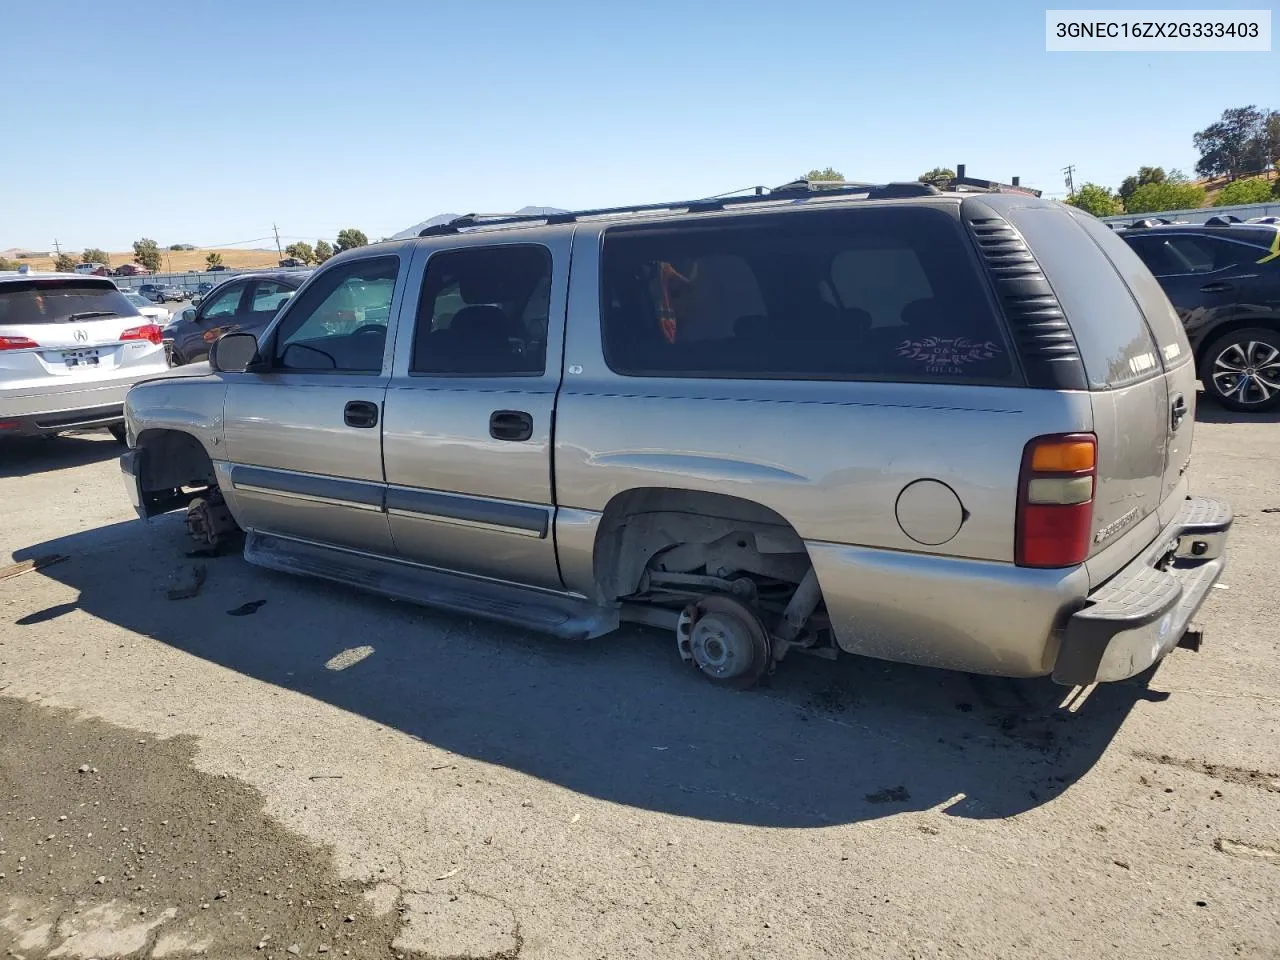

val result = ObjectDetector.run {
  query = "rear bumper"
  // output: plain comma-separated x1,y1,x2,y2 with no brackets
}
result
1052,496,1232,685
0,403,125,436
1,378,141,431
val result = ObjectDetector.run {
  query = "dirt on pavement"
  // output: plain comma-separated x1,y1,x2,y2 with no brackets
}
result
0,696,408,959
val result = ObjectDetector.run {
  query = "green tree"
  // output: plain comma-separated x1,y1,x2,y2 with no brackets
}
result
54,252,77,272
132,238,162,272
803,167,845,182
1125,181,1208,214
82,247,110,266
334,228,368,253
1213,176,1274,206
313,239,334,264
1118,166,1166,205
1194,106,1276,179
284,241,315,264
918,167,956,186
1066,183,1123,217
205,251,224,269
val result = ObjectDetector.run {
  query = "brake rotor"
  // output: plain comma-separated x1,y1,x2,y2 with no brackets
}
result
676,594,772,689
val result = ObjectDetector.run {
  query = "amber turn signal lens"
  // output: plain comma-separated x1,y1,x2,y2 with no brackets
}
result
1030,440,1096,473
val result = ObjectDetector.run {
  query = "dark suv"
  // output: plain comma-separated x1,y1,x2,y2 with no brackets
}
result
1120,219,1280,412
166,270,312,366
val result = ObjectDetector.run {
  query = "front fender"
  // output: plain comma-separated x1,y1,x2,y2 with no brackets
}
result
124,369,226,457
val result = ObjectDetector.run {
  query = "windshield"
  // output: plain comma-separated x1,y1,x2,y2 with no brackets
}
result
0,279,140,325
124,293,151,308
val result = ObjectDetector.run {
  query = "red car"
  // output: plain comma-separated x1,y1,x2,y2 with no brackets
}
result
112,263,151,277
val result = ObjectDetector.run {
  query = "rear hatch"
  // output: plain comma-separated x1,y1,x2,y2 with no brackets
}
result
996,203,1193,581
0,277,166,390
1069,211,1197,517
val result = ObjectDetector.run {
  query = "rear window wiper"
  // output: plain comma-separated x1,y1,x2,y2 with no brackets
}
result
63,311,123,321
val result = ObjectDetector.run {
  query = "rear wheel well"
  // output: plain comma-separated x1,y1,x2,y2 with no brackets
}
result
135,429,216,492
591,488,810,602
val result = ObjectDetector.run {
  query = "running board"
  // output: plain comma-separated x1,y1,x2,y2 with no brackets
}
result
244,532,619,641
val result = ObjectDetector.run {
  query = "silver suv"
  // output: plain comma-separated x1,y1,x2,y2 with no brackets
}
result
120,179,1232,689
1,272,170,441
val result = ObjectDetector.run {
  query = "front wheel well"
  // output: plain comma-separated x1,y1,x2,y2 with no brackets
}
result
135,429,216,492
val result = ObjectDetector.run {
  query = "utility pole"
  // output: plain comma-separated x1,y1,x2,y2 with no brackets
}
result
273,224,283,262
1062,164,1076,195
53,238,62,257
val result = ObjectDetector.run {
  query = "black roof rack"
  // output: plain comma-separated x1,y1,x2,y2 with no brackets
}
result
417,173,1040,237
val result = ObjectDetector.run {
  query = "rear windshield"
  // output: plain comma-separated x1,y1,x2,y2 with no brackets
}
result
600,206,1017,383
0,279,139,326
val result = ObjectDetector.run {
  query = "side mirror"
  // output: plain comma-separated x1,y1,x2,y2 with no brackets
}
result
180,307,196,323
209,332,260,373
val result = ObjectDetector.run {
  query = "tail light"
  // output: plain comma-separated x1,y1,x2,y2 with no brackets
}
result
0,336,39,351
1016,433,1097,568
120,323,164,345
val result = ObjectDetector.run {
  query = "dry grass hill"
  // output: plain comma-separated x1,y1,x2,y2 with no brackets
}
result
2,247,281,273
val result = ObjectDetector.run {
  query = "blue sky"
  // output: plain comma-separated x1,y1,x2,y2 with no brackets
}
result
1,0,1273,252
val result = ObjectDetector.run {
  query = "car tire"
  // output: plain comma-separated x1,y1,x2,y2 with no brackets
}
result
1198,327,1280,412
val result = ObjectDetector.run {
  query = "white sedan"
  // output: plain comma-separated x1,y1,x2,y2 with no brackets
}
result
122,291,172,327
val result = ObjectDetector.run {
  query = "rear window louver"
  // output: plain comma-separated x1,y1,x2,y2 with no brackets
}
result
965,213,1087,390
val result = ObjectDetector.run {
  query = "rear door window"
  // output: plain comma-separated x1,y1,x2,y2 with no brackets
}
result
1011,206,1161,388
411,245,552,376
248,279,295,318
1161,235,1264,274
600,207,1015,383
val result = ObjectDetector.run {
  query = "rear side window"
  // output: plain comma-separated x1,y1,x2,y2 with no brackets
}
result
1131,235,1259,276
1071,213,1191,366
1012,206,1160,389
600,207,1015,383
411,244,551,376
0,279,138,325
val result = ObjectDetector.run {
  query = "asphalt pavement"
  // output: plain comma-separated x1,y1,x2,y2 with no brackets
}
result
0,407,1277,959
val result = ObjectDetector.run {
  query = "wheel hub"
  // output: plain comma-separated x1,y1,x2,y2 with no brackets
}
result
675,594,773,687
688,612,753,679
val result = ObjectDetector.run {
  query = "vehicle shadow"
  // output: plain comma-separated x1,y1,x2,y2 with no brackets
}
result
0,432,121,478
1195,402,1280,425
11,515,1157,829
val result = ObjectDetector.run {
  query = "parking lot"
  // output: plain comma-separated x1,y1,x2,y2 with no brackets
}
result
1,406,1278,959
